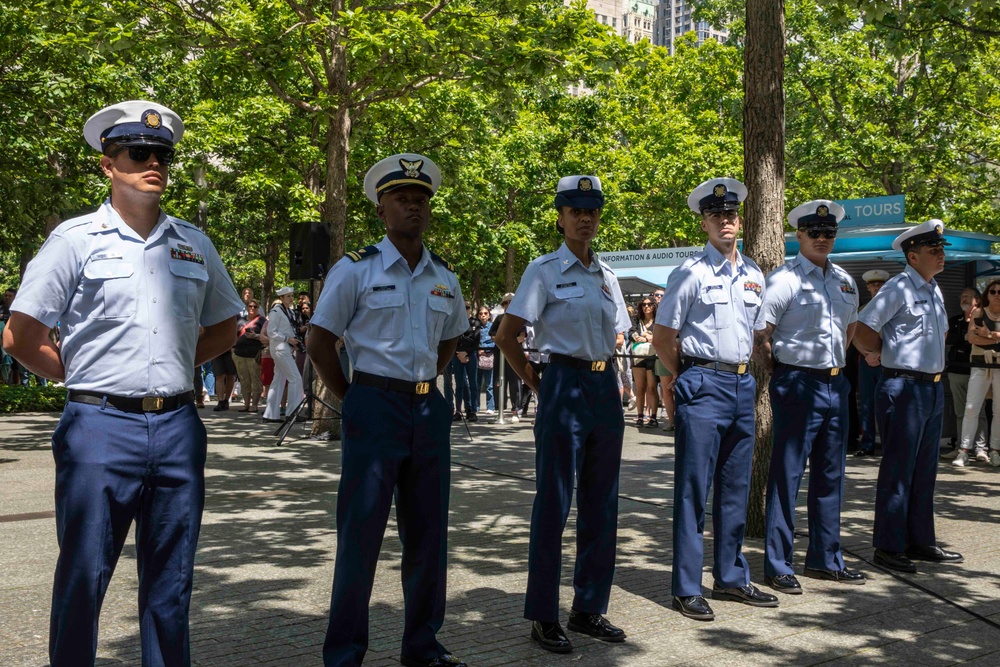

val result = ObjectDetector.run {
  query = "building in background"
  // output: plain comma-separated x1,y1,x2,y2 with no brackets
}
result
653,0,729,54
582,0,624,36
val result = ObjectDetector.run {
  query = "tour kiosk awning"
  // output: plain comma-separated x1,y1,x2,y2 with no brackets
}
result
599,196,1000,309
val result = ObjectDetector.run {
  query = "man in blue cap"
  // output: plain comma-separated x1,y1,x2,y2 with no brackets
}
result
653,178,778,621
2,100,243,666
854,219,964,573
756,200,865,595
308,153,470,667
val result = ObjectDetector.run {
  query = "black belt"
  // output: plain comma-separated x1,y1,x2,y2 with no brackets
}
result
775,362,843,379
549,353,611,372
353,371,434,395
68,390,196,413
881,367,942,383
683,357,750,375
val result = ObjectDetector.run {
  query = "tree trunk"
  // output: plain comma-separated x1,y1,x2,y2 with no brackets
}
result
263,210,278,303
505,245,517,293
193,159,208,231
312,48,351,437
742,0,786,538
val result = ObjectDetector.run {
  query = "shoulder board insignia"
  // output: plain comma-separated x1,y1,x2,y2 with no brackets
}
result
429,250,455,273
345,245,380,262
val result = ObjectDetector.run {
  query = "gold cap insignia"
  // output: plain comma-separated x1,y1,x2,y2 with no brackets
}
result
713,184,727,197
817,205,829,217
399,158,423,178
142,110,162,129
935,224,943,235
578,178,593,191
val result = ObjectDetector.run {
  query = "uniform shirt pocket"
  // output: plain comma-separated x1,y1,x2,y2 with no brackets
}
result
700,285,730,329
427,296,452,343
894,299,929,341
168,260,209,318
82,260,135,319
795,290,825,328
551,284,586,322
365,291,406,339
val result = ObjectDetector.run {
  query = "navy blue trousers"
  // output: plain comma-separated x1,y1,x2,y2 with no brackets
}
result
671,367,756,597
873,376,944,552
523,363,624,622
764,369,848,576
858,361,881,452
49,401,206,667
323,383,452,667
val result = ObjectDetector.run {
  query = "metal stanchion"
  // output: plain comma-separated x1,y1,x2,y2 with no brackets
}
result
496,353,506,424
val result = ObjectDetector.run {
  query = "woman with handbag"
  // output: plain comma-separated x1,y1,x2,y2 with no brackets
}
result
233,299,266,412
630,298,659,427
476,306,497,414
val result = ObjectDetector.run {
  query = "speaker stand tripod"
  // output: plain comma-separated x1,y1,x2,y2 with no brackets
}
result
273,356,340,446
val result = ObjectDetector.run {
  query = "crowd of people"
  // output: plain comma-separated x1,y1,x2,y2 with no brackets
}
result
0,99,992,667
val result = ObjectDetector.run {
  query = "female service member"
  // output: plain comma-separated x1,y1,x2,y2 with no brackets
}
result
495,175,631,654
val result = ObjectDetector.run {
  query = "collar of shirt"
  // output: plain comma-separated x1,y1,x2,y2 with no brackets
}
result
556,242,599,274
378,235,431,276
87,199,170,243
793,252,827,277
704,241,745,277
903,263,937,292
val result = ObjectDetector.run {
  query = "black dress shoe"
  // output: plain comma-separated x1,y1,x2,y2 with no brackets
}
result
530,621,572,653
452,412,463,422
765,573,803,594
672,595,714,621
853,449,873,457
711,582,779,607
466,412,478,422
399,653,468,667
873,549,917,572
803,567,866,585
567,611,626,642
906,545,964,563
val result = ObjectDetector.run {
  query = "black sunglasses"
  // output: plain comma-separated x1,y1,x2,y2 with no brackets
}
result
107,144,176,166
806,229,837,239
989,289,1000,295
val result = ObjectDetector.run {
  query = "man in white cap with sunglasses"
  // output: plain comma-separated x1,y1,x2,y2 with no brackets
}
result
755,199,865,595
2,100,243,666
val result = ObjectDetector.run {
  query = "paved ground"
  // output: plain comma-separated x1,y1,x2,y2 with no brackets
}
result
2,397,1000,666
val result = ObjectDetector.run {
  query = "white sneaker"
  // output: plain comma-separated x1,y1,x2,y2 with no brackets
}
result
990,450,1000,467
976,450,990,463
511,413,520,423
953,450,970,467
485,409,495,415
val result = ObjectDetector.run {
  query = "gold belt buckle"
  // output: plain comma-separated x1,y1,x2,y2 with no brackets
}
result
737,363,748,374
831,368,840,376
414,382,431,395
933,373,942,383
591,361,606,372
142,396,164,411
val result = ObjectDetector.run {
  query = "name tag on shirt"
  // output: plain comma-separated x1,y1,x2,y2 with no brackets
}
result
556,282,577,289
706,284,723,291
914,300,928,305
372,284,396,292
90,252,123,261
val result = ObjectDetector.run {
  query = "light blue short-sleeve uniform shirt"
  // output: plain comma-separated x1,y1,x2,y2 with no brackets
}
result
655,242,766,364
858,264,949,373
764,253,859,368
310,236,468,382
505,243,630,361
12,199,243,396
